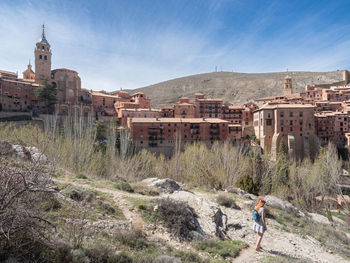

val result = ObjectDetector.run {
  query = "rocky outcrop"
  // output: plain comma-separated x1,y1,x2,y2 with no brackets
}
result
264,195,305,217
142,178,182,193
0,140,48,163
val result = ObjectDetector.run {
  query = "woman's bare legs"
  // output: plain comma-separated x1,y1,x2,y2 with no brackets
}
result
255,232,264,251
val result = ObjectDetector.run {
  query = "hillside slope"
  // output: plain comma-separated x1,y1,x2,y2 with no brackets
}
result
134,71,343,107
53,174,350,263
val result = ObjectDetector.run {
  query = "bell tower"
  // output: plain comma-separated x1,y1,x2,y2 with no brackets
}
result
34,24,52,83
283,75,292,96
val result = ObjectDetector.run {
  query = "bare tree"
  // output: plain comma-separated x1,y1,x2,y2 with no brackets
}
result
0,157,56,260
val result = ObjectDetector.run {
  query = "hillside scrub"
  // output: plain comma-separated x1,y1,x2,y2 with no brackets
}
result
0,120,346,213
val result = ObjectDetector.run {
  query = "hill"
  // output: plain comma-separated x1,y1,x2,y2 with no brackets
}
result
134,71,344,107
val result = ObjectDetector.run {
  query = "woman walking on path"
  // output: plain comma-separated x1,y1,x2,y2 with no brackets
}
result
253,198,267,251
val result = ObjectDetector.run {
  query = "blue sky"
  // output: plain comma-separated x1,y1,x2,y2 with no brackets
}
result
1,0,350,91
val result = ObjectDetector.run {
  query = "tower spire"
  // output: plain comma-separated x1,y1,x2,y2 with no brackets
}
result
38,24,50,45
42,24,45,39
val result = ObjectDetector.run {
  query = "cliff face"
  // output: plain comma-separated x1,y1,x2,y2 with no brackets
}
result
133,71,343,107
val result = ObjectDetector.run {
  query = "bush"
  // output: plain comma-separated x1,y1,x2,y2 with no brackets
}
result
61,185,92,202
235,174,259,195
216,194,240,209
0,158,54,261
156,198,202,241
154,255,182,263
173,250,207,263
114,180,134,193
76,173,88,179
114,230,151,250
42,196,62,211
195,239,248,259
84,241,123,262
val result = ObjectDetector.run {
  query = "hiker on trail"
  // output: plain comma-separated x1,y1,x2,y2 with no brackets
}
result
253,198,267,251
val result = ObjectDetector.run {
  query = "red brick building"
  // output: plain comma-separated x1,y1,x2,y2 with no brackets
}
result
128,117,229,156
0,70,39,112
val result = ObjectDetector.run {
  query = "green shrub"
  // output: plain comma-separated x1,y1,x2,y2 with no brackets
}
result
235,174,259,195
76,173,88,180
114,180,134,193
114,230,151,250
195,239,248,259
42,196,62,211
173,250,207,263
216,194,240,209
115,252,133,263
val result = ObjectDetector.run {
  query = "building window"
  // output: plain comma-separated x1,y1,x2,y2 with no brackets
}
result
280,120,283,125
266,119,272,126
299,120,303,125
299,112,303,117
281,127,283,132
39,55,42,59
290,127,293,132
290,120,293,125
140,141,143,144
44,55,47,60
289,112,293,117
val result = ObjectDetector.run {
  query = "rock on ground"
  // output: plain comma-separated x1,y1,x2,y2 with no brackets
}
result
142,178,182,193
264,195,304,216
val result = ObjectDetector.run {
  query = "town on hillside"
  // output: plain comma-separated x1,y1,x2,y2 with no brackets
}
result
2,25,350,159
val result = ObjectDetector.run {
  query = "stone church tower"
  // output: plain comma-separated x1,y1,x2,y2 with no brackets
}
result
283,75,292,96
34,25,52,83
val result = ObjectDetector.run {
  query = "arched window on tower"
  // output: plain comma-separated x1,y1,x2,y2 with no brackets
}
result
39,55,42,59
42,46,45,51
44,55,47,60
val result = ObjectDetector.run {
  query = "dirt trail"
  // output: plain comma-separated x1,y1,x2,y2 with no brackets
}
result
54,178,349,263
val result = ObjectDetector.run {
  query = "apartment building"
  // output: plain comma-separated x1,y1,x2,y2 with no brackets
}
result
315,111,349,147
128,117,229,156
253,103,316,160
0,70,39,112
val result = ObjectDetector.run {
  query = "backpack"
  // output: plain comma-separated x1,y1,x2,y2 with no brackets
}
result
252,210,260,221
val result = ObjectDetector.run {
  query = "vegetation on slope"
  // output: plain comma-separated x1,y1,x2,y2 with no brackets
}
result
0,118,349,262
